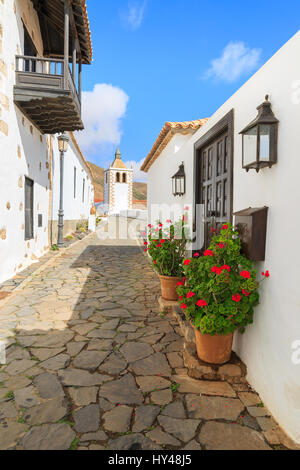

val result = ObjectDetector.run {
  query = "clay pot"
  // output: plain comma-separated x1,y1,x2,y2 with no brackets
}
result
90,206,96,215
193,327,233,364
159,275,182,301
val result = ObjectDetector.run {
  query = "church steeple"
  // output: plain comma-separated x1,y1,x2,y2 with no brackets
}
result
115,146,121,159
111,146,127,169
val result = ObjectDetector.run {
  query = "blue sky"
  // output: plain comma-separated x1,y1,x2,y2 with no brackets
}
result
76,0,300,181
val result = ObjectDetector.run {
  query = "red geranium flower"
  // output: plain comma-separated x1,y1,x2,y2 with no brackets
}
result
222,265,231,273
242,289,250,297
148,224,152,228
157,244,162,248
144,249,148,252
176,281,183,287
197,299,208,307
204,250,214,257
184,206,189,211
153,260,157,265
183,259,191,266
166,219,172,223
180,303,187,309
179,296,183,301
232,294,241,303
211,266,222,275
240,270,250,279
264,270,270,278
160,239,165,244
193,253,200,257
186,292,195,298
159,223,163,227
144,241,148,246
218,243,224,249
222,224,228,230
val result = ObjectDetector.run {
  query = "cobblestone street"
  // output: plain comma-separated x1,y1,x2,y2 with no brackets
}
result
0,232,290,450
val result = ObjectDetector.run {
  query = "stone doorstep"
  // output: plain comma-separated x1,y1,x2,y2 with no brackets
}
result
158,296,178,314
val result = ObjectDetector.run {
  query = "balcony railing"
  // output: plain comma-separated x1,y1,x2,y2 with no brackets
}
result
15,55,81,111
14,55,83,134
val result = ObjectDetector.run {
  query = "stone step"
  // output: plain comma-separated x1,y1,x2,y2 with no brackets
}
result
159,297,248,383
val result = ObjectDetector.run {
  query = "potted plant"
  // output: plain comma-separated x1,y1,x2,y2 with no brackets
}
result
177,223,269,364
146,216,190,301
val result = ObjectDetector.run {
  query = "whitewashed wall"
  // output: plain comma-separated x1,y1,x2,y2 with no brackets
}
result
0,0,50,284
51,134,94,225
147,134,193,215
147,31,300,443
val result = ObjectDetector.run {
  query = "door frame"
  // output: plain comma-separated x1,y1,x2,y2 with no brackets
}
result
193,109,234,248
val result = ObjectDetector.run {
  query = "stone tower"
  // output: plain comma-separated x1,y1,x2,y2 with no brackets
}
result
104,147,133,215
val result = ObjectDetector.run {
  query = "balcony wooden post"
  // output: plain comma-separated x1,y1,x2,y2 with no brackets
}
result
72,39,76,84
78,59,82,104
64,0,70,89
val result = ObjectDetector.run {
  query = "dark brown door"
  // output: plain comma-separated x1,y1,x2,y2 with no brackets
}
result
199,131,231,249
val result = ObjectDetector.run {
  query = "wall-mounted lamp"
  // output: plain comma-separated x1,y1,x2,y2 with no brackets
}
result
172,162,186,196
240,95,279,173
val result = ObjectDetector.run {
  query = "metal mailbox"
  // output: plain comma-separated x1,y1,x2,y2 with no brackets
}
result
233,207,268,261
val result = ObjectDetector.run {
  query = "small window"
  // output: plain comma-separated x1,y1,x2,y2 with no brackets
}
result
82,178,85,202
25,177,34,240
116,172,120,183
74,167,77,198
122,173,126,183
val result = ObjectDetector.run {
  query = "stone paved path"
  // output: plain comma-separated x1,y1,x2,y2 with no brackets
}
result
0,232,293,450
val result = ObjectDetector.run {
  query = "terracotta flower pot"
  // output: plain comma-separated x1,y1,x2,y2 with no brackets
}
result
193,327,233,364
159,275,182,301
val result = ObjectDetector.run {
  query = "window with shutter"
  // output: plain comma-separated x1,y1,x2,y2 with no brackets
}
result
25,177,34,240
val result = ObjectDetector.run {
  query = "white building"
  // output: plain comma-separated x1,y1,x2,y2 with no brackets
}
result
0,0,93,284
104,147,133,215
142,31,300,444
49,132,94,245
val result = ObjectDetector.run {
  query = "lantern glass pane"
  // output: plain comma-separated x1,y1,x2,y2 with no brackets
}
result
243,127,257,166
259,124,271,161
172,178,176,195
176,177,180,194
180,177,185,195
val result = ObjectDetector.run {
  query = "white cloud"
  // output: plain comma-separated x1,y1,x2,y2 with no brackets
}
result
75,83,129,155
121,1,147,31
124,159,148,182
204,41,262,83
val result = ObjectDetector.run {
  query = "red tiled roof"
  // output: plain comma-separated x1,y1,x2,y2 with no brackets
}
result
141,119,209,172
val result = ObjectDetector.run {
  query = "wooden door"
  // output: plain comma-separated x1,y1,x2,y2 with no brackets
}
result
199,131,231,249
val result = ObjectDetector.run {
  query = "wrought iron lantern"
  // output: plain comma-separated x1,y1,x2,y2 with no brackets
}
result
172,163,186,197
239,95,279,172
57,132,69,153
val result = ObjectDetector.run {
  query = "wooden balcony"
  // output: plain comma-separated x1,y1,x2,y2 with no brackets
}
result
14,55,83,134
